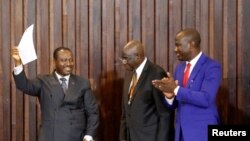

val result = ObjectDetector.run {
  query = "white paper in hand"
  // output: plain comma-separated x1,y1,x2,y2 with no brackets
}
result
17,24,37,65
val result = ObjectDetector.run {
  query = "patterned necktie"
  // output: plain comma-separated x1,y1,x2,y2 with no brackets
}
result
183,63,191,87
60,77,67,93
128,71,137,105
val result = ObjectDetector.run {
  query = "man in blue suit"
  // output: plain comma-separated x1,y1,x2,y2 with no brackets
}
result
152,28,222,141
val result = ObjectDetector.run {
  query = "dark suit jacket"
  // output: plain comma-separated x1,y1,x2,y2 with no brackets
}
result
13,70,99,141
120,60,175,141
164,53,222,141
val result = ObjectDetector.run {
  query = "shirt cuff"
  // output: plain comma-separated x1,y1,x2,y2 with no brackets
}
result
84,135,93,141
174,86,180,96
164,96,174,105
13,65,23,75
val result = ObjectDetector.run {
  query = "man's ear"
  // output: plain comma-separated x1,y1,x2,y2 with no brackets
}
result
190,41,196,47
187,41,195,50
53,60,56,68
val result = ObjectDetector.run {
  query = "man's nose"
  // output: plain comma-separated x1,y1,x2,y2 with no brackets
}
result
65,60,72,66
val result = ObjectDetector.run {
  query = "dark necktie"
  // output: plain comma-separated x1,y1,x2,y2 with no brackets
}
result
60,77,67,93
128,72,137,105
183,63,191,87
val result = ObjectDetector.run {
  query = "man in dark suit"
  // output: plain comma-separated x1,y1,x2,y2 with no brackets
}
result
11,47,99,141
119,40,175,141
152,28,222,141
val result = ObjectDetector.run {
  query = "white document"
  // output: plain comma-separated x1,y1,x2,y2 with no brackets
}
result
17,24,37,65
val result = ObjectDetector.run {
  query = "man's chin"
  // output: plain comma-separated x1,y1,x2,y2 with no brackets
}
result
63,70,72,75
177,57,184,61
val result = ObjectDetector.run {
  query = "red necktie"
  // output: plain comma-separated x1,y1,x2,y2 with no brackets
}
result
183,63,191,87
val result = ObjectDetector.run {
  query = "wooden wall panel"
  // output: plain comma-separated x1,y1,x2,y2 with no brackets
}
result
75,0,89,77
1,1,11,141
199,0,209,54
0,1,2,140
220,0,237,124
237,0,250,124
24,1,37,141
129,0,141,41
142,0,155,61
1,0,250,141
155,0,168,69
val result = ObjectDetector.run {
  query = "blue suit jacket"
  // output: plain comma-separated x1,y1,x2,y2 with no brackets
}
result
165,53,222,141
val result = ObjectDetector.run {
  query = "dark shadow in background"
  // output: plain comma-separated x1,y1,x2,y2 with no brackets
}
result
217,84,250,125
90,70,124,141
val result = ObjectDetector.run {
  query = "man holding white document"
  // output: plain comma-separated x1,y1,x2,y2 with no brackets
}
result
11,46,99,141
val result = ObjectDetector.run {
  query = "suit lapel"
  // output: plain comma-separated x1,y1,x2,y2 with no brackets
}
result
186,54,207,87
63,75,78,102
129,60,150,103
50,72,78,107
49,73,65,107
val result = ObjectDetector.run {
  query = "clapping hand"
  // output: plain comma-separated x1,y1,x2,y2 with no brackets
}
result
152,72,178,98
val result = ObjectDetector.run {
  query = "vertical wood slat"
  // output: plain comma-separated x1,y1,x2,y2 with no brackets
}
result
89,0,101,80
36,1,49,138
0,0,3,140
11,0,24,141
220,0,237,124
100,0,116,140
155,0,168,69
237,0,250,124
115,0,128,78
113,2,128,139
199,0,209,54
1,0,11,141
1,1,250,141
168,0,182,73
75,0,89,77
128,0,141,41
182,0,195,28
49,0,62,71
24,0,37,140
212,0,223,62
37,0,50,75
237,0,243,124
142,0,155,61
64,0,75,52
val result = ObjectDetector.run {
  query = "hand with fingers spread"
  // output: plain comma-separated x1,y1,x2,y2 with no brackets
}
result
152,72,178,93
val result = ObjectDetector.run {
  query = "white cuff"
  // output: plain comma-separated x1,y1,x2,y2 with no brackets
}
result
174,86,180,95
13,65,23,75
84,135,93,141
165,96,174,105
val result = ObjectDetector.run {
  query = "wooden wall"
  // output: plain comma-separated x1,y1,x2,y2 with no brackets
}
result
0,0,250,141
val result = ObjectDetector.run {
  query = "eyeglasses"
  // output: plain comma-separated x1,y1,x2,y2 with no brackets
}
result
119,57,128,64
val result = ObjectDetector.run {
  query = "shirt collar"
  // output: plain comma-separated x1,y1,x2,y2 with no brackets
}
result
134,57,147,79
55,71,70,82
187,51,202,66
